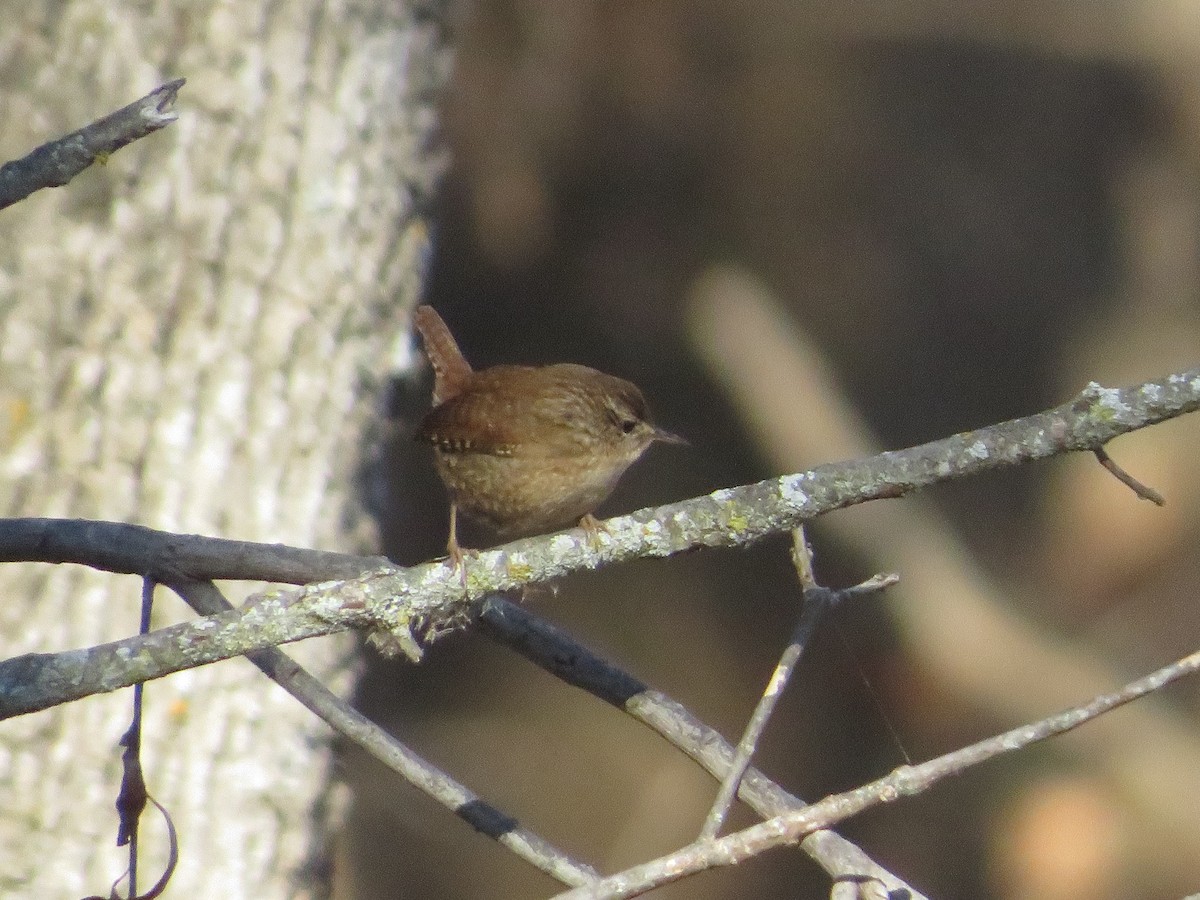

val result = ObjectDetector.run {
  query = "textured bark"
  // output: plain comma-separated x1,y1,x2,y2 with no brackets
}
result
0,2,446,896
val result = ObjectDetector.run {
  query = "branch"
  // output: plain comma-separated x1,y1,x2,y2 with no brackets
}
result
1093,446,1166,505
556,645,1200,899
0,79,185,210
699,529,897,840
479,596,927,898
174,580,597,887
0,369,1196,718
0,517,385,583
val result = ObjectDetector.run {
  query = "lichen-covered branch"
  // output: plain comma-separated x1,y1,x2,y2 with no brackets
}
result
0,369,1197,718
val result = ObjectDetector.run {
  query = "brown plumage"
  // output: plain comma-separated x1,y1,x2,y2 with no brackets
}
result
412,306,682,563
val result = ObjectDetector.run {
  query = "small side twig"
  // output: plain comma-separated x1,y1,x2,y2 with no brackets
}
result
1093,446,1166,505
700,529,897,840
0,79,185,210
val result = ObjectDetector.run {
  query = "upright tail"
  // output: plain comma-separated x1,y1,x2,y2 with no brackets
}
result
413,305,473,404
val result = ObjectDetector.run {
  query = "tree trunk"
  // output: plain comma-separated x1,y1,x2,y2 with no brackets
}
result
0,2,446,895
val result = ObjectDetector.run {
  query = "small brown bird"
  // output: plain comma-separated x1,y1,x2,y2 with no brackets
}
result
413,305,683,564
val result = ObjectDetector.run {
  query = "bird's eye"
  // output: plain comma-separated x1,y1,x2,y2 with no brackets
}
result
621,419,638,434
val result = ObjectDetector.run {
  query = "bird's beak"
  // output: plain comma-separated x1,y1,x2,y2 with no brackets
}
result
652,426,688,446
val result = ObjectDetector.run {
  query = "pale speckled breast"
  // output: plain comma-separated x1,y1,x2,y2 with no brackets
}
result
434,446,633,536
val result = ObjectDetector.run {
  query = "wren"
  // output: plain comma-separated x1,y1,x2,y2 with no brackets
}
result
413,305,683,564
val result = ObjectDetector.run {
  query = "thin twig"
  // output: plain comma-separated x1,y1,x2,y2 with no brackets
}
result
478,596,926,898
1093,446,1166,505
699,529,825,840
556,645,1200,899
85,795,178,900
790,526,818,590
0,79,185,210
172,580,597,888
700,530,896,840
113,577,158,896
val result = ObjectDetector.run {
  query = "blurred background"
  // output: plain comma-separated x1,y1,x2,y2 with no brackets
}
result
348,3,1200,898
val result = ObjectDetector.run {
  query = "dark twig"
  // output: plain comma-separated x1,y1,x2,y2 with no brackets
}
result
0,517,385,583
1093,447,1166,505
172,580,596,887
700,530,897,841
113,578,158,897
556,645,1200,899
85,796,178,900
0,79,185,210
0,371,1197,716
478,596,925,898
135,797,178,900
